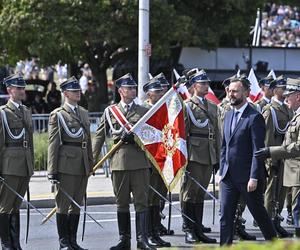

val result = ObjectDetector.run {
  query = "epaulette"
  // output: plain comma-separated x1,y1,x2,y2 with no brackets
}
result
261,103,271,113
50,107,64,116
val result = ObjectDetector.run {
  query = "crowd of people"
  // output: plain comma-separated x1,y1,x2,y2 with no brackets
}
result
0,60,103,114
261,3,300,47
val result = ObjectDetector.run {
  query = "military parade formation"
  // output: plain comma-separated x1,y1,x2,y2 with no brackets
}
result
0,69,300,250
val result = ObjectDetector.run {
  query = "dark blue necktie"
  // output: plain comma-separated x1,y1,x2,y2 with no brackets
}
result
231,111,239,134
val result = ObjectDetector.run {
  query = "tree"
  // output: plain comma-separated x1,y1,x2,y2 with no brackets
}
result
169,0,267,48
0,0,192,105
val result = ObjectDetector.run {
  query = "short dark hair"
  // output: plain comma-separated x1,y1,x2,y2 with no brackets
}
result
230,77,250,91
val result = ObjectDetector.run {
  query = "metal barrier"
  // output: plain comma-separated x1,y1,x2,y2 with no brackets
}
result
32,112,111,177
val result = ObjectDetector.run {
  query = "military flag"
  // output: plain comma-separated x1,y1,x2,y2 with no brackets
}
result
132,86,187,191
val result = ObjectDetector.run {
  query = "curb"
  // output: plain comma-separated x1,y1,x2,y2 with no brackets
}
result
21,191,219,209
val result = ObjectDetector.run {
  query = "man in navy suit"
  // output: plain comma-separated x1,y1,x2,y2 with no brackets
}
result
219,77,277,245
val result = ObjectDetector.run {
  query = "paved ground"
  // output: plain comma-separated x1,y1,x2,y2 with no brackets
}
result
18,201,296,250
27,172,219,208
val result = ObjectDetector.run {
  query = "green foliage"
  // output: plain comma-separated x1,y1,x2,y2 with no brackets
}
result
189,240,300,250
33,132,48,171
0,0,191,65
169,0,266,48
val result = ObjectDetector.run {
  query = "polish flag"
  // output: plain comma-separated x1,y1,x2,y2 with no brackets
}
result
205,87,220,105
248,68,262,102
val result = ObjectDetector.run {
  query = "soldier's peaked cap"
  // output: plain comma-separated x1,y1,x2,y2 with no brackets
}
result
60,76,81,91
3,73,26,88
189,69,211,85
222,74,239,87
143,78,163,93
154,73,169,87
283,78,300,96
269,75,286,89
259,75,274,87
115,73,137,88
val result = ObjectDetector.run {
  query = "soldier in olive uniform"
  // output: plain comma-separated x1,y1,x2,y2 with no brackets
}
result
255,76,274,113
0,74,34,250
181,69,218,244
262,76,294,238
255,78,300,236
93,73,155,250
142,78,171,248
47,76,93,250
218,75,235,138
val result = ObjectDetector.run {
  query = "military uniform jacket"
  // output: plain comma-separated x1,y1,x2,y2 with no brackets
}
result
0,100,34,177
255,97,270,113
270,112,300,186
262,100,294,147
47,103,93,176
217,98,231,139
93,102,150,171
186,96,220,165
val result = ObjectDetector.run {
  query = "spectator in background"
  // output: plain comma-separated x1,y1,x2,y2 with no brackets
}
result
261,3,300,47
84,80,101,112
56,60,64,83
45,66,55,83
79,72,89,94
46,82,62,112
79,63,93,94
31,92,47,114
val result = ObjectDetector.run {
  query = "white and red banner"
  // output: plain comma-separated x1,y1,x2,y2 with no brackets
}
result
248,68,262,102
206,87,220,105
132,87,187,191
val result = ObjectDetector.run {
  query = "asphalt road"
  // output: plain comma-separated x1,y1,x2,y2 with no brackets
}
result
19,201,293,250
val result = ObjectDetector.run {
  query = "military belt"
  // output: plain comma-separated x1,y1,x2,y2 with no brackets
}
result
5,141,28,148
190,133,215,140
62,141,87,149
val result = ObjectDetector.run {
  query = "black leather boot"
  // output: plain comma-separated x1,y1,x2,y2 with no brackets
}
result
194,204,216,244
196,203,211,233
9,213,22,250
235,218,256,241
68,214,87,250
273,217,293,238
0,214,14,250
148,206,171,248
136,211,156,250
110,212,131,250
56,213,72,250
183,202,197,244
286,212,294,225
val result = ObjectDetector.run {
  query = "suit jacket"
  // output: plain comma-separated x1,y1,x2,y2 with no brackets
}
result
93,102,150,171
270,112,300,187
219,103,266,183
47,103,93,176
186,96,220,165
0,100,34,177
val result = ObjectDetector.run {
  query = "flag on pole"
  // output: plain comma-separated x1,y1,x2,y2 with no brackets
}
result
248,68,262,102
267,69,276,80
132,86,187,191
